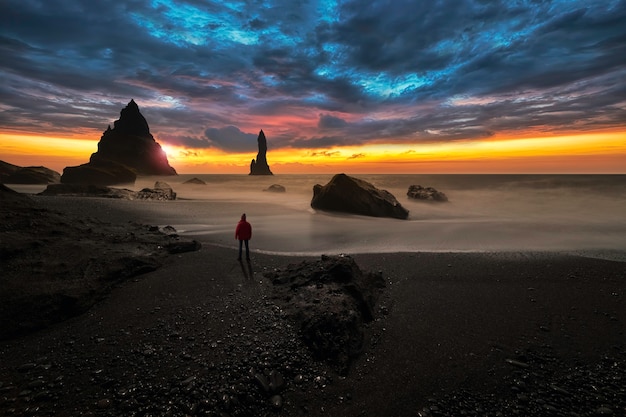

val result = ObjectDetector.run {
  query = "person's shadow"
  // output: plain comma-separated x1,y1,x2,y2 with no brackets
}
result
239,259,253,280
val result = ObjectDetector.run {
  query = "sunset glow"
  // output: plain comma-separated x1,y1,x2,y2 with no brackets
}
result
3,129,622,174
1,1,625,174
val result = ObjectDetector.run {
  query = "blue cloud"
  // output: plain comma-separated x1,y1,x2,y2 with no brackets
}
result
0,0,624,148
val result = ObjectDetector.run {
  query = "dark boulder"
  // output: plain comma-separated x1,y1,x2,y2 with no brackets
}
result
136,181,176,200
407,185,448,202
61,100,176,185
249,130,273,175
265,255,385,374
311,173,409,219
264,184,285,193
183,177,206,185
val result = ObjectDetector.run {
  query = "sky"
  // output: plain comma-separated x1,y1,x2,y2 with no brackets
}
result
0,0,625,174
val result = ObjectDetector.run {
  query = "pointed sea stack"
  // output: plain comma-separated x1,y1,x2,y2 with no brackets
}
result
249,130,273,175
61,100,177,185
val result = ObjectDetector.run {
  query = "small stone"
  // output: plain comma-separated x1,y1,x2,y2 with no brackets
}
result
270,394,283,409
505,359,529,368
269,370,284,392
595,407,614,415
17,363,36,373
181,376,196,386
27,380,45,389
254,373,270,393
97,398,112,409
550,384,571,396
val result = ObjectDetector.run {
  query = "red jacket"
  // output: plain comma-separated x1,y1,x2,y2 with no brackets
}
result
235,220,252,241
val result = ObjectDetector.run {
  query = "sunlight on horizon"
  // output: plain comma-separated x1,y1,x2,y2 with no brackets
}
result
1,130,624,174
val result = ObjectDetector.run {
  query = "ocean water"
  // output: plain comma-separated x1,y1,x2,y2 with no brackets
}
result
12,174,626,257
124,174,626,257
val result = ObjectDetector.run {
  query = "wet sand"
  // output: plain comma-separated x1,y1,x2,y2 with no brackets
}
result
1,192,625,416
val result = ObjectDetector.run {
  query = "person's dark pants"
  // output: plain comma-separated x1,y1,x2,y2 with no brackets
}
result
238,240,249,260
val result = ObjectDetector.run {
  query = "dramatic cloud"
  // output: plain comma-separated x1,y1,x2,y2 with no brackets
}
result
318,114,349,130
204,126,259,152
0,0,625,152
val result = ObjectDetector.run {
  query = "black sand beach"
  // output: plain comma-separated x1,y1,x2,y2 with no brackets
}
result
1,190,625,416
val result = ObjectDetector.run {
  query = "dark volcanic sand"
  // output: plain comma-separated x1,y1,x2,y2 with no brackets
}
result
0,190,625,416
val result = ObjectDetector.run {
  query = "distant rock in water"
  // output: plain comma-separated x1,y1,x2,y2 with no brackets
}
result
183,177,207,185
0,160,60,184
61,99,177,185
249,130,273,175
311,173,409,220
136,181,176,200
264,184,285,193
407,185,448,202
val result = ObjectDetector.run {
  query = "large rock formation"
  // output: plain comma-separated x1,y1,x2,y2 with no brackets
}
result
249,130,273,175
0,160,60,184
61,100,177,185
311,173,409,219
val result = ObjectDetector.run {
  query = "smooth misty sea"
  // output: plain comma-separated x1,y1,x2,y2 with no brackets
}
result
129,174,626,259
14,174,626,259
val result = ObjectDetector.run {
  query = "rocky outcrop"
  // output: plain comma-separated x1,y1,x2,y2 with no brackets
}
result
407,185,448,202
61,100,177,185
136,181,176,200
183,177,207,185
0,160,60,184
265,255,385,374
61,160,137,186
263,184,285,193
0,184,37,208
0,188,199,340
249,130,273,175
40,181,177,200
311,173,409,219
39,184,137,199
0,160,17,178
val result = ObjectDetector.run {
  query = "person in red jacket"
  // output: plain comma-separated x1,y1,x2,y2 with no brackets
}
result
235,213,252,261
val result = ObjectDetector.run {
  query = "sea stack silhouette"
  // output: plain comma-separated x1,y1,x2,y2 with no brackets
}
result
61,99,177,185
249,130,273,175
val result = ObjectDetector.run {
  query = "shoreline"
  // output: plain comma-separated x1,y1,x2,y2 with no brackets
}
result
1,244,624,415
1,189,625,415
